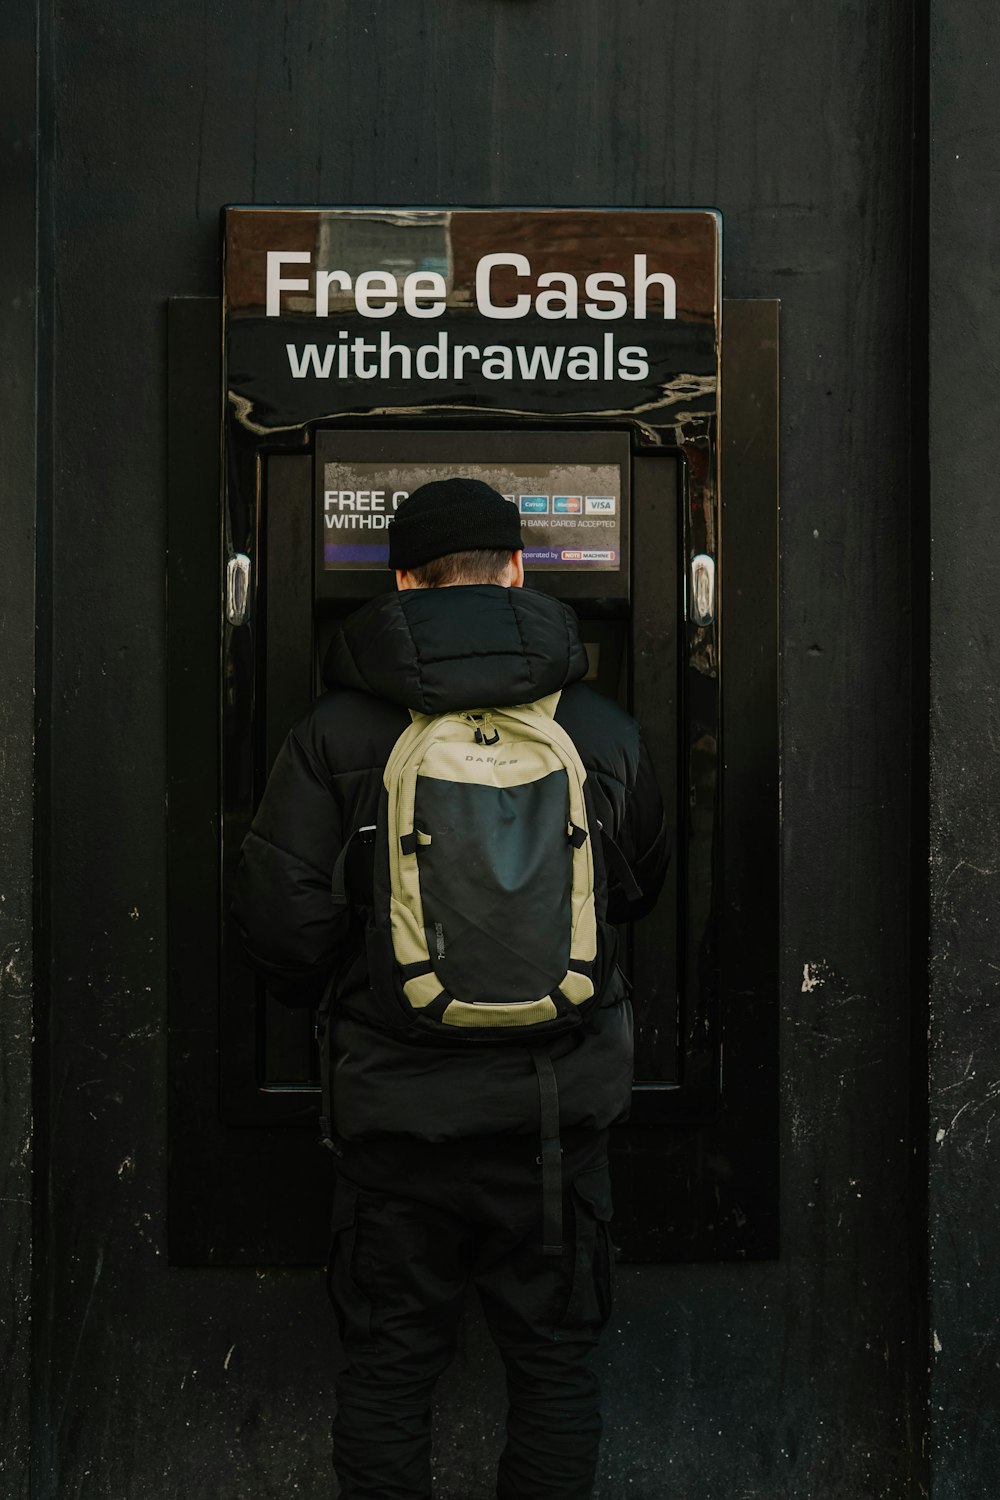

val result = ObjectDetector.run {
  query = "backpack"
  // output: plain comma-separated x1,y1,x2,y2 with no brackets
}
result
367,689,599,1041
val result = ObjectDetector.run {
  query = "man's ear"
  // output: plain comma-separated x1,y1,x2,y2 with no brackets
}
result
507,550,525,588
395,568,417,591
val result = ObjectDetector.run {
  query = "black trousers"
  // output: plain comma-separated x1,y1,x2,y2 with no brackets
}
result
326,1128,614,1500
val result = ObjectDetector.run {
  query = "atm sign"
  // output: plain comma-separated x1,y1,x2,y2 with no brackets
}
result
585,495,616,514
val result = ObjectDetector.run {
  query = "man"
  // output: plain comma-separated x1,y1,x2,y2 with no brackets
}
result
232,477,669,1500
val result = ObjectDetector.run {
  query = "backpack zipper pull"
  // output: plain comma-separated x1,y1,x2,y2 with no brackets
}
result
474,712,500,747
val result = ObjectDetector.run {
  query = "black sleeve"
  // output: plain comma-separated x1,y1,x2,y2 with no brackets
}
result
605,735,671,926
230,724,350,1007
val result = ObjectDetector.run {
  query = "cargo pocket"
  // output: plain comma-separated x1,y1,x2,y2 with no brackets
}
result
553,1162,615,1340
325,1177,376,1355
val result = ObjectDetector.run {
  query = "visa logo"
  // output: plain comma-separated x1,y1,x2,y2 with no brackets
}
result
585,495,616,515
553,495,583,514
519,495,549,514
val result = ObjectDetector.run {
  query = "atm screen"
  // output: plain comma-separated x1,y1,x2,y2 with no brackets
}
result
312,429,631,605
320,460,622,572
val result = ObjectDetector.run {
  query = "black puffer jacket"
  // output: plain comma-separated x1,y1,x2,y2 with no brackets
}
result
232,584,669,1142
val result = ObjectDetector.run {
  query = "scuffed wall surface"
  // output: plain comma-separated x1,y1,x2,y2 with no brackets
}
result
1,2,37,1496
929,2,1000,1494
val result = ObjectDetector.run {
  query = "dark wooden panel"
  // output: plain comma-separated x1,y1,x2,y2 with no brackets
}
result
0,3,38,1497
928,2,1000,1495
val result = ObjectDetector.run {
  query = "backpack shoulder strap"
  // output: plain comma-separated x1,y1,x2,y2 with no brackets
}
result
528,690,561,720
330,824,377,910
600,826,643,903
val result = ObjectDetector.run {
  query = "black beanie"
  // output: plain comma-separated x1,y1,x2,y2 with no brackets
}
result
388,477,523,571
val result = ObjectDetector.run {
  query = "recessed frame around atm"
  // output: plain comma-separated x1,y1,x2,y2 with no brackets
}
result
166,207,778,1266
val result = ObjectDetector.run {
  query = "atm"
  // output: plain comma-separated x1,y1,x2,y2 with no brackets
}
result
166,207,778,1266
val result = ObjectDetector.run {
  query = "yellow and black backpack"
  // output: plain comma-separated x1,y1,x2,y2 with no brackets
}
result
367,690,601,1039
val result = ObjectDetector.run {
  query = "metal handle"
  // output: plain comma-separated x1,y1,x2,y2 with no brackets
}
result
690,553,716,626
226,553,251,626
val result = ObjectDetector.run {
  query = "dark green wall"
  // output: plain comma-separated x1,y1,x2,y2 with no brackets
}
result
14,0,991,1494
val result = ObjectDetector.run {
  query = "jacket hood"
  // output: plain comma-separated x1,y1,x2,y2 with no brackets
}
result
323,585,589,714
